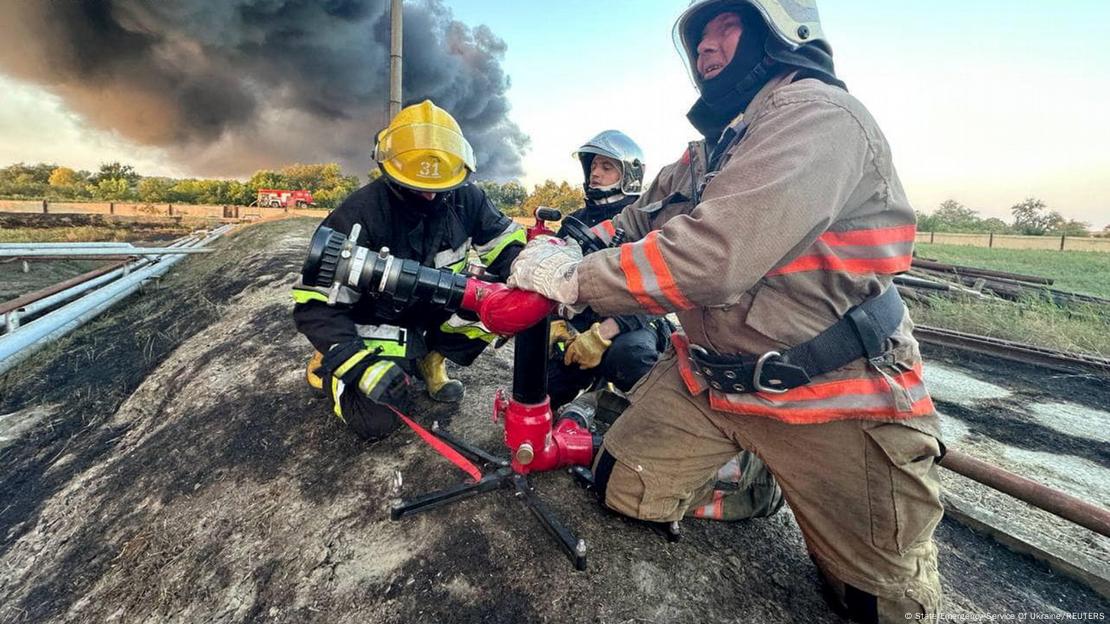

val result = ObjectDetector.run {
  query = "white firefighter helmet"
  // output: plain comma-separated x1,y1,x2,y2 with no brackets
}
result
571,130,646,198
673,0,827,86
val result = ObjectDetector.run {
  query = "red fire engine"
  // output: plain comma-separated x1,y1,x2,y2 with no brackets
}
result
256,189,315,208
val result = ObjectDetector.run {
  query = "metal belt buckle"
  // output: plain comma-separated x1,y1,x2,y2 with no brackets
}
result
752,351,789,394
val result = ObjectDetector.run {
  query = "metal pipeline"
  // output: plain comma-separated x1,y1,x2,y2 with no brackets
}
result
940,448,1110,538
1,234,203,332
0,226,230,376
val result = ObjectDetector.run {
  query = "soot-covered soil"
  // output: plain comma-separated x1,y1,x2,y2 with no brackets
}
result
1,218,1106,622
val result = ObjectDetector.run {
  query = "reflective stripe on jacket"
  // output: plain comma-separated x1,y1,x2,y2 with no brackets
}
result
576,73,935,425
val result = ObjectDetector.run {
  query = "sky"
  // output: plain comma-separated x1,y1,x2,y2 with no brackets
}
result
1,0,1108,227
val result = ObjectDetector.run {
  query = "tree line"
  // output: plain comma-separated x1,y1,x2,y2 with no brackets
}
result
916,198,1099,237
0,161,585,215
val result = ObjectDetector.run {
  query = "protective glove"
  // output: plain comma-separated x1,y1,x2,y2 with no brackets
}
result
548,319,578,354
321,340,407,441
564,322,612,370
507,236,583,304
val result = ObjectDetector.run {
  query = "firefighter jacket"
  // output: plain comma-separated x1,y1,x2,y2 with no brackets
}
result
577,72,936,427
292,179,525,355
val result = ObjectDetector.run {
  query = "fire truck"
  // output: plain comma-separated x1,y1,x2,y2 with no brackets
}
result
256,189,315,208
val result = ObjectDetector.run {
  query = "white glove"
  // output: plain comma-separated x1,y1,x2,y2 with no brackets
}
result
507,236,583,304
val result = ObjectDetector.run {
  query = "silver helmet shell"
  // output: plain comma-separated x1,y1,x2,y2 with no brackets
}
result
572,130,646,197
673,0,827,89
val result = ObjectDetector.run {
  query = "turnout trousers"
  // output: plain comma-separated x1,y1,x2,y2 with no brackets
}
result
595,348,943,621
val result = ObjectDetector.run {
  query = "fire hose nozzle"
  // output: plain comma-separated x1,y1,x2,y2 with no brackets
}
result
301,225,554,336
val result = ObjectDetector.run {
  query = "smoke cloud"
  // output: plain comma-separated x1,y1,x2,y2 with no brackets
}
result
0,0,529,179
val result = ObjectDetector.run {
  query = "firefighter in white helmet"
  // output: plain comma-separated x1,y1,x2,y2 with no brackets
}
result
546,130,675,409
293,100,525,440
509,1,943,621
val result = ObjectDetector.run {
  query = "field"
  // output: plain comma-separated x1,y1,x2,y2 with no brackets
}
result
914,243,1110,299
908,244,1110,357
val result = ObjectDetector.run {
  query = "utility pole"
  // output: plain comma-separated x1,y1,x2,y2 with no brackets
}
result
389,0,403,120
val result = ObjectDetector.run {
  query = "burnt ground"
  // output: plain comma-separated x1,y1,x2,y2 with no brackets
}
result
919,346,1110,568
0,218,1106,623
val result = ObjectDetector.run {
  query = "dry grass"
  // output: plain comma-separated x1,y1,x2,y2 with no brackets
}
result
909,294,1110,357
0,224,193,243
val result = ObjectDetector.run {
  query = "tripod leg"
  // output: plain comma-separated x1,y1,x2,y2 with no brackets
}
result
391,468,510,520
512,474,587,571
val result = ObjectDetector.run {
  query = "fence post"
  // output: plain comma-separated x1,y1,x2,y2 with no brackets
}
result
109,202,115,214
168,203,174,216
930,231,935,244
1060,234,1066,251
988,232,994,248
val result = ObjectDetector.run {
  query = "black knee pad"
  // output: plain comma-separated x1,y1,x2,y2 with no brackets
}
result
592,449,617,503
340,392,401,441
820,576,879,624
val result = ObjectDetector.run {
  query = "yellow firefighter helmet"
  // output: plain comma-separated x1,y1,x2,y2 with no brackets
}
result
373,100,476,193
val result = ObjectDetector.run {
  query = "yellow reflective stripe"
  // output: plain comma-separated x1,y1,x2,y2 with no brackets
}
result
331,377,346,421
358,360,396,396
334,349,372,378
292,288,329,304
438,320,496,343
447,258,468,274
363,338,407,358
479,228,526,265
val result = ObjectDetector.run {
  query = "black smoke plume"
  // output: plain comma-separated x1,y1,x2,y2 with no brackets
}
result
0,0,528,179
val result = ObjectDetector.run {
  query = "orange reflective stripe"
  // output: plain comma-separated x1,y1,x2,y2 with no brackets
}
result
769,254,912,276
642,231,694,310
820,225,916,247
769,225,916,277
672,333,708,393
691,490,725,520
620,243,666,314
592,220,616,238
710,393,935,424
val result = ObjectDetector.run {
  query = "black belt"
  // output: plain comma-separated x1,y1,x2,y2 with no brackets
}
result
687,287,905,394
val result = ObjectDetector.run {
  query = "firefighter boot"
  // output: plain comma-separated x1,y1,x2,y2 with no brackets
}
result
305,350,325,393
418,351,465,402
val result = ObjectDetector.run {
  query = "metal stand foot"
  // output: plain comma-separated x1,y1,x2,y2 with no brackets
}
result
391,427,588,570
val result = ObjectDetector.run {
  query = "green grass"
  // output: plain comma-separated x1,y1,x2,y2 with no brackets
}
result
914,243,1110,298
908,295,1110,358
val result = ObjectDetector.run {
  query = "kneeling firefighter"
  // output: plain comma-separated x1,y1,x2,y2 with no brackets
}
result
547,131,673,409
509,0,944,621
292,100,525,441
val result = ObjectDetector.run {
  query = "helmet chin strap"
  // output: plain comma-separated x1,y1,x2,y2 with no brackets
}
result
585,182,623,203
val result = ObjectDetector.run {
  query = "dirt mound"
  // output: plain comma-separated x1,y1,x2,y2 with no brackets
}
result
1,218,1105,622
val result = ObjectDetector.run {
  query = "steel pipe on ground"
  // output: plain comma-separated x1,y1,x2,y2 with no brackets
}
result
0,235,203,332
1,261,130,315
940,448,1110,538
0,226,230,376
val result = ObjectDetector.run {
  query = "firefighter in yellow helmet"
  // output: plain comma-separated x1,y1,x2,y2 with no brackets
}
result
509,1,943,621
293,100,525,440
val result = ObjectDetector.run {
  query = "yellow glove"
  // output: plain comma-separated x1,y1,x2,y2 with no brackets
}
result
564,322,612,370
549,319,578,354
